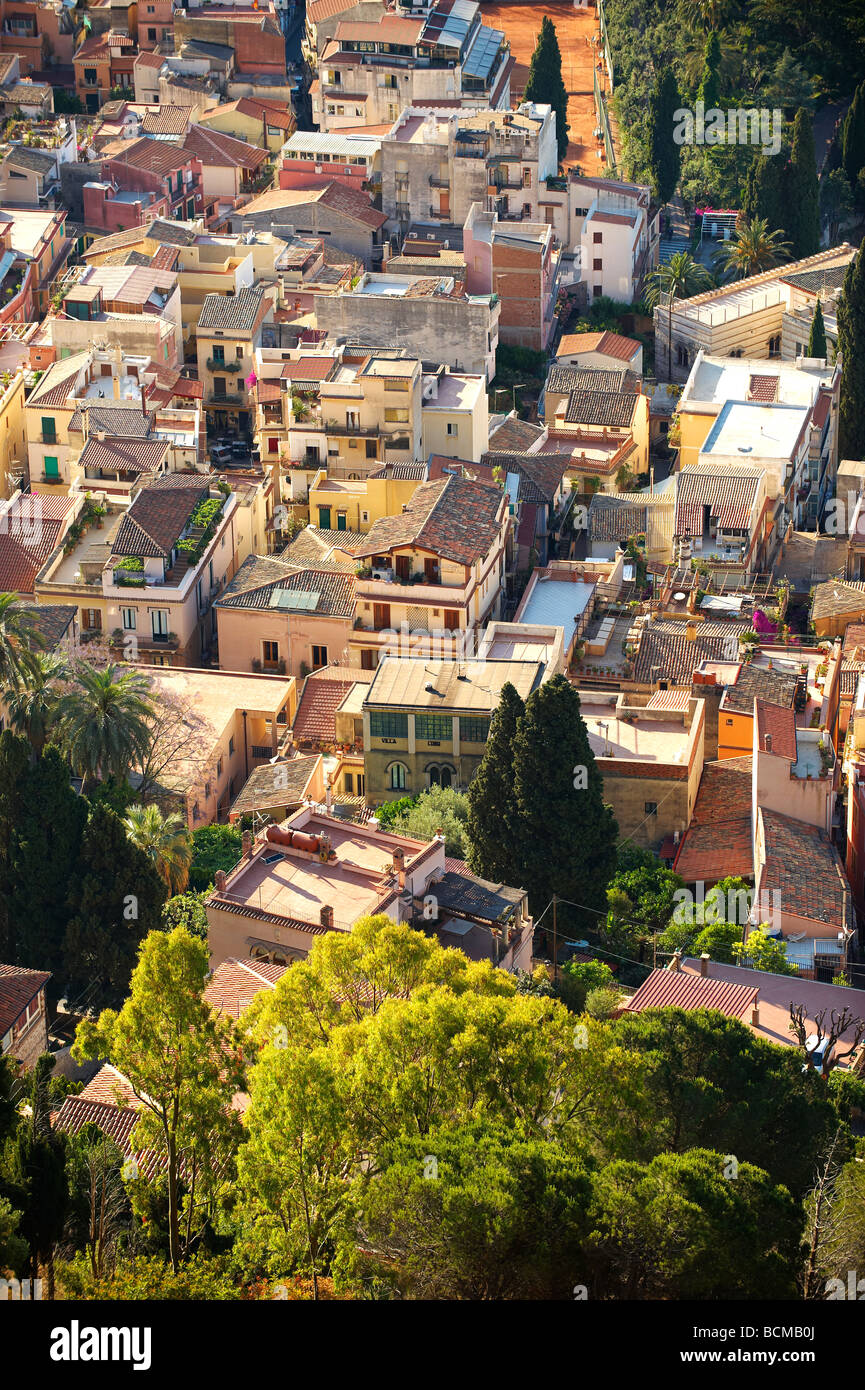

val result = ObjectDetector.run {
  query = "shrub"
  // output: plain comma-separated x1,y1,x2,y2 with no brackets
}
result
584,986,622,1020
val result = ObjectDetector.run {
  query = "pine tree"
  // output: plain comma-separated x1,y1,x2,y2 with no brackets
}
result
524,16,569,164
742,149,790,239
838,249,865,460
807,298,827,359
465,682,525,882
63,804,167,1012
787,108,820,259
511,675,618,921
697,31,721,111
647,69,681,206
842,80,865,195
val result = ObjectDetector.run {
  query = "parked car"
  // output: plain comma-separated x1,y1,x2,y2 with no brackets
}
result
210,443,233,466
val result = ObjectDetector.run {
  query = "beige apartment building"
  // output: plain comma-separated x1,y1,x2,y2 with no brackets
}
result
215,553,356,679
319,354,423,475
196,283,273,439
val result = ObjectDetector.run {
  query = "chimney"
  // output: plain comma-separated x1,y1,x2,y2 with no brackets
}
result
326,777,333,815
764,733,772,753
750,1001,760,1027
214,869,227,891
685,620,698,643
669,949,681,973
320,904,334,929
699,953,710,977
241,829,253,858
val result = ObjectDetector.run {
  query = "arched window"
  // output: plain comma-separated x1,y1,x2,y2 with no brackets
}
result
439,766,453,788
389,762,408,790
428,766,440,786
768,334,781,358
676,344,689,368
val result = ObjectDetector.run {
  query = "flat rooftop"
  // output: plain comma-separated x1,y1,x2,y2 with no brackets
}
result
701,400,810,462
364,657,543,711
423,372,484,409
142,666,294,736
682,355,832,408
516,577,594,647
580,703,691,765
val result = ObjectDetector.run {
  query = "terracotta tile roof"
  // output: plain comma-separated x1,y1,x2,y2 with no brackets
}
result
368,462,427,480
747,373,779,402
240,180,387,229
841,659,864,696
280,356,335,383
486,416,545,453
112,475,209,559
547,365,628,395
812,580,865,623
480,451,570,505
812,391,831,429
0,963,50,1034
183,123,268,170
230,755,322,817
759,807,854,931
721,663,797,715
589,494,648,543
79,435,169,476
354,473,503,566
14,603,77,651
151,243,181,272
203,956,288,1019
646,688,692,711
135,50,169,69
104,136,192,179
673,755,753,882
841,622,865,655
633,619,746,686
675,464,762,536
624,967,759,1019
292,673,357,744
755,698,797,759
0,495,70,594
68,403,155,437
563,387,639,428
140,106,191,137
198,283,264,332
220,562,356,617
281,527,359,568
557,330,641,362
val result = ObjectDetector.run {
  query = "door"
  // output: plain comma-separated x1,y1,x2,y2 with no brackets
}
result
395,555,410,581
318,506,331,530
424,558,439,583
443,609,460,631
373,603,390,629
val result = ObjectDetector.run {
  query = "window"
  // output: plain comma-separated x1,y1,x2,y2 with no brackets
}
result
41,416,56,444
415,713,452,741
384,407,409,423
312,645,328,668
229,736,235,756
235,345,243,359
644,801,658,816
443,609,460,631
268,436,279,454
43,455,59,479
593,231,603,244
344,771,354,794
84,68,97,86
593,285,602,297
147,26,156,39
263,640,279,663
593,258,603,271
370,711,408,739
212,345,225,364
217,757,223,777
151,610,169,641
389,762,408,790
459,716,490,743
121,607,136,631
428,765,454,788
523,167,531,187
214,377,226,397
446,421,458,436
204,782,211,799
725,718,734,726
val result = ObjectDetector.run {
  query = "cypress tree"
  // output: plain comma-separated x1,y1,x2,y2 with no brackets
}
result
842,80,865,194
0,731,29,962
807,298,827,359
647,69,682,206
511,675,618,922
697,31,721,111
64,804,167,1012
787,108,820,258
837,249,865,460
465,682,524,883
742,149,790,239
524,16,569,164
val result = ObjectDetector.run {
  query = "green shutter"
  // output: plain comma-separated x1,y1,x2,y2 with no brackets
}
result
43,456,59,479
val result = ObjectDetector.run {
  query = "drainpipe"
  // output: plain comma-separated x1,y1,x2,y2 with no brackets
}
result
242,709,249,780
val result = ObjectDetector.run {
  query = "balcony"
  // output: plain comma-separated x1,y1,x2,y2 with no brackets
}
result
207,358,241,373
355,574,467,606
325,419,381,438
429,174,450,188
109,630,179,653
206,392,242,407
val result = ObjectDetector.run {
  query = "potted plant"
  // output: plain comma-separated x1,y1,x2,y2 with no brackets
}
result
252,657,262,672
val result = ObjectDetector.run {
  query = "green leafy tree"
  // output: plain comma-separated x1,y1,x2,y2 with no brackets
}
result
62,1126,130,1281
343,1123,592,1300
837,246,865,460
64,804,168,1011
389,785,469,859
123,803,192,896
787,108,820,258
647,68,681,205
714,216,792,279
73,928,244,1274
0,1195,28,1273
189,822,242,892
742,148,790,240
691,919,742,963
2,651,66,757
842,79,865,195
58,1252,240,1300
58,662,155,787
697,31,721,110
821,167,854,243
523,17,569,163
2,1055,68,1296
557,957,616,1012
512,675,618,921
807,298,828,358
0,594,42,687
644,251,714,378
161,891,209,941
588,1149,800,1299
763,48,816,115
466,682,524,882
732,924,797,975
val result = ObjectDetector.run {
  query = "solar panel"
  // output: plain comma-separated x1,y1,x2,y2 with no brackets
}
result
463,26,504,79
269,589,321,611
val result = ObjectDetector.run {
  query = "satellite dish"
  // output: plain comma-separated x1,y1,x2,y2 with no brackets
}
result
673,591,686,601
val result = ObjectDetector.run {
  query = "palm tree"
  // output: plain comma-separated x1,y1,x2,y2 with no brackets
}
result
58,662,155,786
644,252,715,380
713,217,792,280
0,593,42,686
3,651,67,757
123,803,192,896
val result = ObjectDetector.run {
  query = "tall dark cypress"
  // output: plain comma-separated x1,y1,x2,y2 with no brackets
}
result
647,69,682,206
466,682,524,883
838,249,865,460
524,17,570,164
788,108,820,258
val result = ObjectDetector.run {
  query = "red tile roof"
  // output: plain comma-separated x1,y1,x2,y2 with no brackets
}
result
755,698,797,759
281,356,335,382
759,807,854,931
203,956,288,1019
183,123,268,171
624,966,759,1019
0,963,50,1035
673,756,753,883
293,673,356,744
675,465,762,537
747,373,779,402
557,329,641,361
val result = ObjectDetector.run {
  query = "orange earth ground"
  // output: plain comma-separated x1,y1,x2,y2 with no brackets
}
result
478,1,610,170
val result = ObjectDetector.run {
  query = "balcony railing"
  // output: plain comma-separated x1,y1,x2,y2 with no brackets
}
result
206,392,242,406
207,358,241,373
355,576,467,606
325,419,380,437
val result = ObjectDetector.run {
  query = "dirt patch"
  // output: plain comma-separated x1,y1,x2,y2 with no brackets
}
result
479,1,607,170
